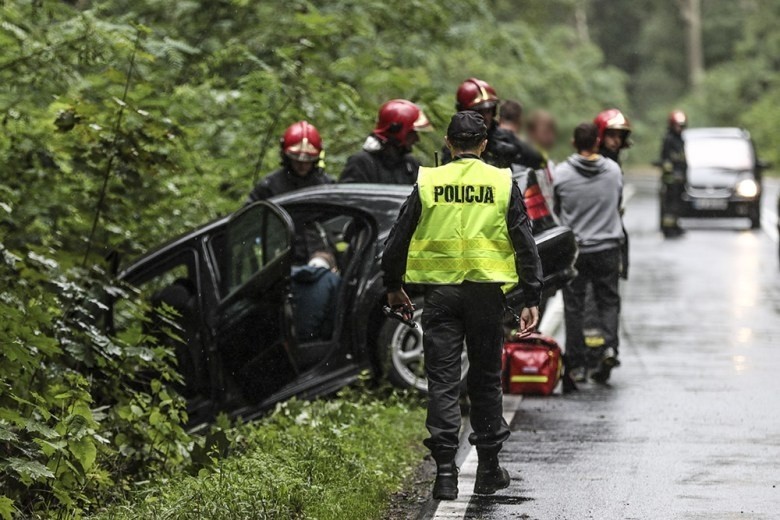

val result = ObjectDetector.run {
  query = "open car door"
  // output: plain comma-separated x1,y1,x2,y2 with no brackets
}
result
215,201,298,406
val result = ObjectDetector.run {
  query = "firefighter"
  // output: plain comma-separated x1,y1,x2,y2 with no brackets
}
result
382,112,543,500
340,99,431,185
594,108,632,165
441,78,544,170
659,110,688,237
246,121,334,202
594,108,632,280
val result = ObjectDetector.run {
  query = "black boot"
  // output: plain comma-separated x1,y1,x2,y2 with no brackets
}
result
590,347,621,384
432,460,458,500
474,449,510,495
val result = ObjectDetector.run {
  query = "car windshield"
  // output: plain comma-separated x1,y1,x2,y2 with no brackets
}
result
685,137,753,171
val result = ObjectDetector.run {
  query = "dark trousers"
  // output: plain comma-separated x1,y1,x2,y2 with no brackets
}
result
662,176,686,229
422,282,510,463
563,247,621,369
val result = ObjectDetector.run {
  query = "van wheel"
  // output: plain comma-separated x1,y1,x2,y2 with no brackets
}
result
378,297,469,394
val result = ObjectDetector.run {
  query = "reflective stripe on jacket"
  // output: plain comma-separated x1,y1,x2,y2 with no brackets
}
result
405,158,518,286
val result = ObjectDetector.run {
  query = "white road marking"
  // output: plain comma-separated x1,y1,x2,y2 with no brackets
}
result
762,204,778,243
431,395,522,519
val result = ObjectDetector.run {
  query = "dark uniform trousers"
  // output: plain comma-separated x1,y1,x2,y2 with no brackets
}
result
563,247,621,369
422,282,510,462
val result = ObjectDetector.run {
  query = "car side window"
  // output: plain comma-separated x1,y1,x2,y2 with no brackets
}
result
114,253,196,342
223,204,291,295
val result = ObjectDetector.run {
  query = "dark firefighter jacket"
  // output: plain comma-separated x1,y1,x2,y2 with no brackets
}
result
340,137,422,185
660,130,687,180
441,122,545,170
247,166,335,203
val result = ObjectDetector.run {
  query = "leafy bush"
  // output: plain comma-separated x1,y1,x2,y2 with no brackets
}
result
0,245,191,518
95,390,426,520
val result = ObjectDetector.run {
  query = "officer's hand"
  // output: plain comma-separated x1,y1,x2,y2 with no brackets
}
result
518,306,540,337
387,289,414,321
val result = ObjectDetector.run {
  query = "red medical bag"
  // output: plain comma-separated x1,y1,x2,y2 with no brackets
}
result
502,333,562,396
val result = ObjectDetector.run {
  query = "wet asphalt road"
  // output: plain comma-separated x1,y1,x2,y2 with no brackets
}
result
429,175,780,519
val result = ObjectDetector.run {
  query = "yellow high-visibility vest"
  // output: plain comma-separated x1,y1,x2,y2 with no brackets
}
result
405,158,518,287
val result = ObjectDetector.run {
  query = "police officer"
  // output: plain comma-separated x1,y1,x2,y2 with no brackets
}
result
660,110,688,237
246,121,334,202
382,112,543,500
341,99,431,185
441,78,544,171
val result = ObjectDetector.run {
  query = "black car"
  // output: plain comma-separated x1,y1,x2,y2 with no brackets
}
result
673,127,767,228
108,184,577,425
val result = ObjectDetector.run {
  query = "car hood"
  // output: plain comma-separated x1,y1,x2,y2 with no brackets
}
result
687,168,748,189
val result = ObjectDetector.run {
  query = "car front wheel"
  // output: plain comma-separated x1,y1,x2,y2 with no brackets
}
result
378,297,469,394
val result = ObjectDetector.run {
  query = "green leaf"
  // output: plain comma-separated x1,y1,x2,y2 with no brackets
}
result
0,496,14,520
69,437,97,472
7,457,55,482
0,425,18,442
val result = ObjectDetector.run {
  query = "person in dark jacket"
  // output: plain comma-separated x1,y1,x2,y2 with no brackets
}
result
246,121,334,203
383,112,543,501
291,252,341,343
554,123,625,385
441,78,544,171
340,99,431,185
659,110,688,237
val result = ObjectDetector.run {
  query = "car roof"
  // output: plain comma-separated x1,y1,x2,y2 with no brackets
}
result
120,184,411,276
683,127,751,140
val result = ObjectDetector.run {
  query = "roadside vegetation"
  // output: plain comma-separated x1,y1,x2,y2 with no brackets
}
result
95,391,426,520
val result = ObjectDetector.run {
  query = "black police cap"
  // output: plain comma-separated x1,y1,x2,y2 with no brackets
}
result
446,111,488,141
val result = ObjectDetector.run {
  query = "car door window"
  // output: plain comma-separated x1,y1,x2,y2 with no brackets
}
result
113,252,207,398
223,203,292,297
215,201,297,404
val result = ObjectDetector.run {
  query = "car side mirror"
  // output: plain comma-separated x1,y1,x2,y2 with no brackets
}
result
651,160,662,168
756,159,772,170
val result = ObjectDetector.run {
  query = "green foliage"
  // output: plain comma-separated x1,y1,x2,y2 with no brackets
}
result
95,390,427,520
0,247,191,517
679,1,780,166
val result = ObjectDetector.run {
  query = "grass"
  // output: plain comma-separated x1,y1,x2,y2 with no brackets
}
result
94,388,427,520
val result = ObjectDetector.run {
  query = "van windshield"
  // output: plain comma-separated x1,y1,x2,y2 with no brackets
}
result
685,137,753,171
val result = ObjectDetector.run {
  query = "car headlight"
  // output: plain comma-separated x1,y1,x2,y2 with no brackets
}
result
735,179,759,198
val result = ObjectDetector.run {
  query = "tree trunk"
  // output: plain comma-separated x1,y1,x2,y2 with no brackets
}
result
678,0,704,89
574,2,590,44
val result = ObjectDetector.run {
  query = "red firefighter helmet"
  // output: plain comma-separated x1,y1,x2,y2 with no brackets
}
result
281,121,323,162
594,108,632,147
668,109,688,128
373,99,431,143
456,77,499,112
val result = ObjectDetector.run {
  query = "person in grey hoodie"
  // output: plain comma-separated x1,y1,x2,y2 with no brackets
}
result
554,123,625,384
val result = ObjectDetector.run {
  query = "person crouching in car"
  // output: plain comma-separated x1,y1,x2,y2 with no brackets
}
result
246,121,334,203
291,252,341,345
554,123,625,385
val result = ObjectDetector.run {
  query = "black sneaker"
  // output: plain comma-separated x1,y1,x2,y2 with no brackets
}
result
432,461,458,500
590,348,620,384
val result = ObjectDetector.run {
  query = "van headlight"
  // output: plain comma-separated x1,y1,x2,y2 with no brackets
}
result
735,179,758,198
